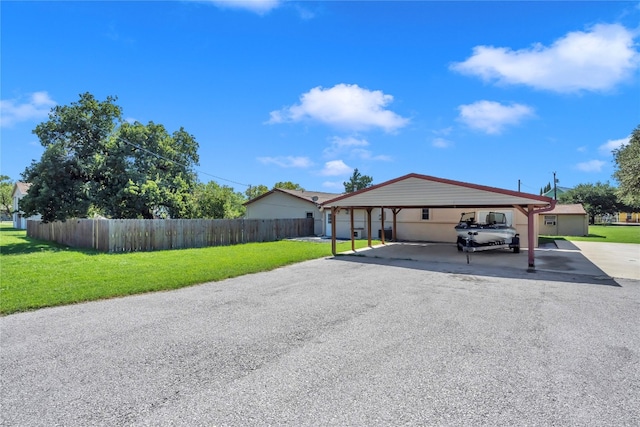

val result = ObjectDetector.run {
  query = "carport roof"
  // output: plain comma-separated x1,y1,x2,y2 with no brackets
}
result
322,173,553,209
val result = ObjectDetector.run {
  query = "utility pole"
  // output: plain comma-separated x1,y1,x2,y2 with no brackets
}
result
518,179,521,192
553,172,557,200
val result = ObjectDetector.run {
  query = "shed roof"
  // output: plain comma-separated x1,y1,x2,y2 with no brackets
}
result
12,182,31,198
322,173,552,209
244,188,340,207
544,203,587,215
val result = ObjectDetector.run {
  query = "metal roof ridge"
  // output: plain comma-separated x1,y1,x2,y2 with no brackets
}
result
321,172,553,206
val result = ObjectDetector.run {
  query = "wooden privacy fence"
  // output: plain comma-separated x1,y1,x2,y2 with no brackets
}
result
27,218,314,252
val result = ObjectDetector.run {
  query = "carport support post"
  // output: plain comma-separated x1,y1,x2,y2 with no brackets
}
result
366,208,373,247
392,208,402,241
350,207,355,252
527,205,535,269
331,206,337,256
380,206,385,244
514,201,556,270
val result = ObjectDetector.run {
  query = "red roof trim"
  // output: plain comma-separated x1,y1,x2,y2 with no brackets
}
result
321,173,553,206
244,188,338,206
243,188,279,206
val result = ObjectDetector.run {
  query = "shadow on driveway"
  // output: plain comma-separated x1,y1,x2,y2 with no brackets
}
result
334,242,622,287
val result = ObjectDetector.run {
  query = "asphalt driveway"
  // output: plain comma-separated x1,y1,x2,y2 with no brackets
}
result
1,255,639,426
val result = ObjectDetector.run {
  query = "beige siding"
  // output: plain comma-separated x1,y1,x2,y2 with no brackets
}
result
394,208,531,247
327,176,548,207
245,192,323,235
538,214,588,236
330,208,383,239
12,186,41,229
330,207,535,247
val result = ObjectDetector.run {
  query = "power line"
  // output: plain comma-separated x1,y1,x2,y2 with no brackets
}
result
115,136,250,188
518,182,538,192
64,121,252,188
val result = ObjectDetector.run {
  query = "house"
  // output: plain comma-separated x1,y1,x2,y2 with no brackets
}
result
321,173,554,268
245,174,556,268
12,182,41,229
538,203,588,236
542,186,572,200
244,188,340,236
614,211,640,224
244,188,400,239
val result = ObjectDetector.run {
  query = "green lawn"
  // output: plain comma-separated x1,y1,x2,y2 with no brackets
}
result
540,225,640,244
0,225,379,315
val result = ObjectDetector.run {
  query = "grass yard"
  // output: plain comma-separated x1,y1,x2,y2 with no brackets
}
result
0,225,379,315
540,225,640,244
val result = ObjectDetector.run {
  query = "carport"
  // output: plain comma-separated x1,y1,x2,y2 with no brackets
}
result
322,173,555,269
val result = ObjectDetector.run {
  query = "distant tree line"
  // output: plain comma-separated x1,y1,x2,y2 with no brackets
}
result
0,175,13,219
550,124,640,223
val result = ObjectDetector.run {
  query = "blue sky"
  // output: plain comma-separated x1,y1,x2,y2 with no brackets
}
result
2,1,639,196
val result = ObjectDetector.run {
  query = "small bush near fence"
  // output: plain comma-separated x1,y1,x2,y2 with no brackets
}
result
27,218,314,252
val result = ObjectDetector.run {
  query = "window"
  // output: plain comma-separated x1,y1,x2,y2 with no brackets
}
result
327,213,332,224
544,215,557,226
306,212,313,219
421,208,430,220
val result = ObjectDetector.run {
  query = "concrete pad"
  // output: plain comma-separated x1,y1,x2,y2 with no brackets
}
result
341,241,616,280
568,241,640,280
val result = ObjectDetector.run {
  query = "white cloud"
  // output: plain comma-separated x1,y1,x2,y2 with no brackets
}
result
323,136,368,158
451,23,640,93
293,3,315,20
331,135,369,148
205,0,282,14
599,136,630,155
432,126,453,136
323,135,390,161
577,146,587,153
322,181,344,190
0,91,56,127
432,137,453,148
457,100,534,134
576,159,606,172
268,83,409,132
320,160,352,176
257,156,312,168
350,148,392,161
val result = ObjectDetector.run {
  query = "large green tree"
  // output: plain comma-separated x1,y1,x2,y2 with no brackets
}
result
343,168,373,193
20,92,199,222
193,181,245,219
273,181,304,191
244,182,304,200
0,175,13,219
559,182,622,224
245,184,269,200
613,124,640,209
540,182,551,195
